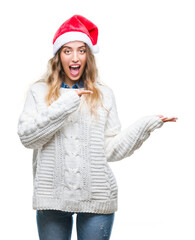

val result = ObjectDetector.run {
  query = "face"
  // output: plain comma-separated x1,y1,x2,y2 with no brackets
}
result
60,41,87,86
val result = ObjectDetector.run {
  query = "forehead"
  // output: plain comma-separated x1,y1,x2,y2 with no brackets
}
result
63,41,86,48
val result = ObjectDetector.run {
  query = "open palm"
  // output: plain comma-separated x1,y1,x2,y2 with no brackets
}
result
157,115,178,122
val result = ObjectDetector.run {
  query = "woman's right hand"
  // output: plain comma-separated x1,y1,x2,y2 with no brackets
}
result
74,89,93,97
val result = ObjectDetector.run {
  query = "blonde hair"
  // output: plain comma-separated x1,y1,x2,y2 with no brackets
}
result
35,44,108,120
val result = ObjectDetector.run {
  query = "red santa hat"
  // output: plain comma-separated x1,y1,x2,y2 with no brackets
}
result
53,15,99,55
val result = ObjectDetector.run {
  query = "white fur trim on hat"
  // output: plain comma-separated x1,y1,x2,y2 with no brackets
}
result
53,31,99,55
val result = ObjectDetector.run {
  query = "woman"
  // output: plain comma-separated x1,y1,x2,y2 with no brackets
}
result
17,15,177,240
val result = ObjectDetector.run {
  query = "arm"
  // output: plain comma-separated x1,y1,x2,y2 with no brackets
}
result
17,86,81,149
104,90,164,162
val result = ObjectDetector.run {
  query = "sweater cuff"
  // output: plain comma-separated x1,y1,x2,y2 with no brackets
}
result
145,115,164,133
47,90,81,120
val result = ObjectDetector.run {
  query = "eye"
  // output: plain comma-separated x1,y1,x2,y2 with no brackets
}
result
79,49,86,54
64,49,71,54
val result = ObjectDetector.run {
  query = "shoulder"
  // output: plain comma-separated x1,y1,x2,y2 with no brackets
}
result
29,80,49,97
96,81,116,110
96,81,115,97
25,80,49,107
30,80,48,93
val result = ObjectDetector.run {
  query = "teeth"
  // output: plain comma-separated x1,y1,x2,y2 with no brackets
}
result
70,65,80,68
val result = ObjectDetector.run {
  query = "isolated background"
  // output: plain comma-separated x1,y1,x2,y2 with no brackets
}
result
1,0,194,239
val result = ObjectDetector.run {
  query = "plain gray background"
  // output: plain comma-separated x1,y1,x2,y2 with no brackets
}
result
1,0,194,239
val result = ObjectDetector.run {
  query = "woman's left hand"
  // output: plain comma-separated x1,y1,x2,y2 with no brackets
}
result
157,115,178,122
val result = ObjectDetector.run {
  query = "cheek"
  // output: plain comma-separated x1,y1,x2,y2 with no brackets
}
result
61,57,70,72
81,60,87,73
83,56,87,65
81,56,87,68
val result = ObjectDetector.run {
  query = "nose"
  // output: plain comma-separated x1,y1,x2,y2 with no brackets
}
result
72,50,79,62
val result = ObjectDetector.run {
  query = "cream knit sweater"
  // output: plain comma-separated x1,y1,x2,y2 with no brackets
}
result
17,81,164,214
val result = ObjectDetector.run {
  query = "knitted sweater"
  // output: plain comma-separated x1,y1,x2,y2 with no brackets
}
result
17,81,164,214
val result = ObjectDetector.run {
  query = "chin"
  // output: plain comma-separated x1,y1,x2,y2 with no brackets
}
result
70,77,81,81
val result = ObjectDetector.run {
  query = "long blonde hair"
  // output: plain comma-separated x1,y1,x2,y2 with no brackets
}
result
36,44,107,119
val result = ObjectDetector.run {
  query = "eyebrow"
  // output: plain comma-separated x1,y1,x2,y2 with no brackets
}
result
62,45,86,49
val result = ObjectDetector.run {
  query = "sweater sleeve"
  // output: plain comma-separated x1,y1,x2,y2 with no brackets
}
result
17,86,81,149
104,90,164,162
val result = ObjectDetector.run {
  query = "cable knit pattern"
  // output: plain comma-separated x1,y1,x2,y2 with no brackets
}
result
17,81,164,214
17,83,81,149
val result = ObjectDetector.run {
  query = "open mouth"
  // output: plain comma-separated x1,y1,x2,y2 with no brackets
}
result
69,65,81,76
